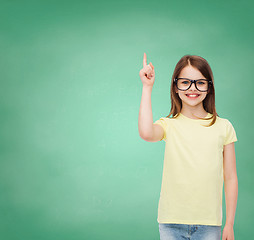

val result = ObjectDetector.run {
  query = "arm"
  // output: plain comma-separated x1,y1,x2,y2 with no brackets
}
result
138,53,164,142
138,86,164,142
222,142,238,239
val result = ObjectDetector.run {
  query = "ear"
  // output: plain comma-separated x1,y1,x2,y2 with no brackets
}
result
174,85,178,94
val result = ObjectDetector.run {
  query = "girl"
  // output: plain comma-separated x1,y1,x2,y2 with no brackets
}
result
138,53,238,240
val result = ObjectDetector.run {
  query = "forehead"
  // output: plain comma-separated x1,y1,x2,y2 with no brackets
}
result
179,65,205,79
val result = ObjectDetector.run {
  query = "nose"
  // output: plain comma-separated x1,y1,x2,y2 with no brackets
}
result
189,82,197,91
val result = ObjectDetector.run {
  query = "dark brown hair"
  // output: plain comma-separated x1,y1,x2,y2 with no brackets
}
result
166,54,219,127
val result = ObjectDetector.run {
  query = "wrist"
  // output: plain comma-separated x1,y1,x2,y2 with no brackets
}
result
225,221,234,227
142,85,153,91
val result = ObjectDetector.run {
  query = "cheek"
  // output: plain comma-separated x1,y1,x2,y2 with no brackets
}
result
200,94,207,100
179,92,186,99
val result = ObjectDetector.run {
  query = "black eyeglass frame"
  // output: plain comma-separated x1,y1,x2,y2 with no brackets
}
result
174,78,213,92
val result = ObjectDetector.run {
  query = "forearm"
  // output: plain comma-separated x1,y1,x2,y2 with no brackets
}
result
138,86,153,139
224,177,238,226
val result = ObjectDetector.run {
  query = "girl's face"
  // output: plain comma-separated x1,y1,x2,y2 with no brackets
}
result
175,65,208,108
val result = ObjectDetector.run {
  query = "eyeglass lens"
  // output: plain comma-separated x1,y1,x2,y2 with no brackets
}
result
177,79,208,91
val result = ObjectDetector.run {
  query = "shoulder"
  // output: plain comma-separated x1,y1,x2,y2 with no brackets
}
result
216,115,235,127
153,116,175,130
217,116,238,145
161,116,178,124
155,116,175,122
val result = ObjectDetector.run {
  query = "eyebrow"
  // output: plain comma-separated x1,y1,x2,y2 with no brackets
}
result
178,77,207,80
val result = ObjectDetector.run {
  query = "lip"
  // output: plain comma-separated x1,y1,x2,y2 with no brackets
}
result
185,94,200,98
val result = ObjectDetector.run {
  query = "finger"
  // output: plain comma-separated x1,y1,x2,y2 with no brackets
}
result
150,62,154,70
143,53,147,68
147,64,152,71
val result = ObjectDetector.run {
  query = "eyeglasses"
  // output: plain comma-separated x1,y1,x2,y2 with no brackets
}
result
174,78,212,92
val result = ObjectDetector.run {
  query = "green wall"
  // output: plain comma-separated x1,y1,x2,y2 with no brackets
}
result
0,0,252,239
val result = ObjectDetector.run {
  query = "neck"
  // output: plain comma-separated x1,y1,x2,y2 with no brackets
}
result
181,106,208,119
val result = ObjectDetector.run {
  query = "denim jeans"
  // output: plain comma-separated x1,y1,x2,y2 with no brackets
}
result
159,223,221,240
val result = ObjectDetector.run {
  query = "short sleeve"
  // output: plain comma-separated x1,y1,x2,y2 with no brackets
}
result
153,117,168,142
224,119,238,146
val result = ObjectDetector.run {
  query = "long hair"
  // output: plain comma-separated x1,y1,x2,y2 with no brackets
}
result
166,55,218,127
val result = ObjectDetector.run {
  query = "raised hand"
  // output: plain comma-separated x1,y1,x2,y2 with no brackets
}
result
139,53,155,87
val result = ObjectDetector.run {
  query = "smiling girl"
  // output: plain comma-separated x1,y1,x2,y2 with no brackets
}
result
138,53,238,240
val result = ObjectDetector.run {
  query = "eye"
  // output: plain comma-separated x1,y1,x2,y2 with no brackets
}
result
182,81,189,84
197,80,206,85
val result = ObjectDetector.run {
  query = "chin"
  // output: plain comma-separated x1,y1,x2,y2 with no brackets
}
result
185,102,202,107
182,98,203,106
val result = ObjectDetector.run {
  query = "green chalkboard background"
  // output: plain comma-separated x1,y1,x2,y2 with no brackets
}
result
1,0,253,239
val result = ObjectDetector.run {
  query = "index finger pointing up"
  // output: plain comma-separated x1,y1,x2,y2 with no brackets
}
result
143,52,147,68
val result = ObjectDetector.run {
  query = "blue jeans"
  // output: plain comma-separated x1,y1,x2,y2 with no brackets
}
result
159,223,221,240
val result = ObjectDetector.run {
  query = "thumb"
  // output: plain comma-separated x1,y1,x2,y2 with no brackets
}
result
150,62,154,70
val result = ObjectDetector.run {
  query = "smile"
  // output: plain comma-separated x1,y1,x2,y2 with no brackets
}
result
185,94,200,99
